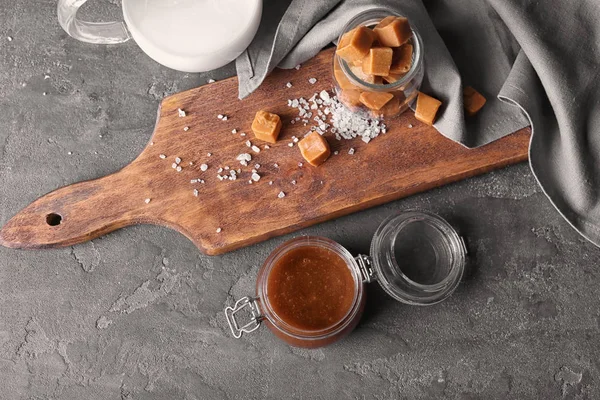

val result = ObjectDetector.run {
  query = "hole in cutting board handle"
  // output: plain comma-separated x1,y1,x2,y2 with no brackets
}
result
46,213,62,226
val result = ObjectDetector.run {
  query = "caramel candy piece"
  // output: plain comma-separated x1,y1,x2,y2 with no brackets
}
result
335,26,375,64
463,86,487,116
390,44,413,74
370,95,401,118
350,65,383,85
415,92,442,125
382,72,404,84
299,131,331,166
373,16,412,47
339,89,362,108
362,47,393,76
359,91,394,110
251,110,282,143
334,57,359,90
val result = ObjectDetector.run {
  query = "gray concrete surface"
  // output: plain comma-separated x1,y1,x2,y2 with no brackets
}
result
1,1,600,399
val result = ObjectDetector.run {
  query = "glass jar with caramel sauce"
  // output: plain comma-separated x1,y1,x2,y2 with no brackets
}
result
333,9,424,119
225,210,467,348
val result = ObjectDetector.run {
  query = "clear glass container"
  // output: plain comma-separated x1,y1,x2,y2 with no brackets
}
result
333,9,424,119
225,210,466,348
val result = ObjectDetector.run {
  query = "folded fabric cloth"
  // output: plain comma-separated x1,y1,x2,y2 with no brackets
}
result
236,0,600,247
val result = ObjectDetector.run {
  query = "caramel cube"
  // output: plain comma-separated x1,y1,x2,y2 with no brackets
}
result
382,72,404,84
463,86,486,116
359,91,394,110
415,92,442,125
334,57,359,90
251,110,282,143
335,26,375,64
350,65,382,85
362,47,393,76
390,44,413,74
374,16,412,47
370,95,401,118
339,89,362,108
299,131,331,166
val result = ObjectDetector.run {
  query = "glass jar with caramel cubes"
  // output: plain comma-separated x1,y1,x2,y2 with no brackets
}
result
333,9,424,119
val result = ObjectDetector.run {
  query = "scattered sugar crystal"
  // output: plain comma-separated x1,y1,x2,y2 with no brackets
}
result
251,145,261,153
200,164,208,171
178,108,186,117
278,191,286,198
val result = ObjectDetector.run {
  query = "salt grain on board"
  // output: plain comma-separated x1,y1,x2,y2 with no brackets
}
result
178,108,186,117
278,191,286,198
200,164,208,171
144,198,151,204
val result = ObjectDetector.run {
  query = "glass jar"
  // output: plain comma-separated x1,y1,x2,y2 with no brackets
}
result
225,210,467,348
333,9,424,119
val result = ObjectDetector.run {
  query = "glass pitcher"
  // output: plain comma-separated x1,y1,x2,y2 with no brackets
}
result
57,0,263,72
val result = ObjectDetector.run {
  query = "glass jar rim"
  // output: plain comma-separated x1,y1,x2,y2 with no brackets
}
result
370,209,466,305
336,8,424,92
257,236,364,341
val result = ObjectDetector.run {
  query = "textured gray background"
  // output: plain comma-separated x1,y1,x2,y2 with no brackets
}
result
1,1,599,399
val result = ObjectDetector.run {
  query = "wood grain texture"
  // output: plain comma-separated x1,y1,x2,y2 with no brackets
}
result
0,48,531,255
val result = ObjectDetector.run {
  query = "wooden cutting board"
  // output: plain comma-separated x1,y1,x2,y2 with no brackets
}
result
0,48,530,255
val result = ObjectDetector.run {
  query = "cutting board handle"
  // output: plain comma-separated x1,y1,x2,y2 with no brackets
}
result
0,167,146,249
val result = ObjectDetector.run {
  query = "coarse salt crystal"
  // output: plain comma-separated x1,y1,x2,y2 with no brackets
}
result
334,151,339,155
251,173,261,182
408,124,413,128
171,163,178,169
298,162,303,167
7,36,13,42
178,108,186,117
159,154,167,159
68,151,72,155
291,180,296,185
217,114,224,119
255,164,261,169
216,227,222,233
222,116,228,121
308,78,317,84
217,167,223,173
273,163,279,168
251,145,261,153
288,143,294,147
207,153,212,157
240,133,246,137
232,129,237,134
286,82,293,88
175,157,181,164
278,191,286,198
176,166,182,172
295,65,301,70
264,145,270,149
189,162,193,166
248,180,253,184
144,198,151,204
246,140,252,147
183,126,189,131
348,148,355,155
207,79,216,83
191,179,198,183
269,181,273,185
200,164,208,171
193,189,199,197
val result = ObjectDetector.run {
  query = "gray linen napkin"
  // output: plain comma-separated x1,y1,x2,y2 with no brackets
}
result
236,0,600,247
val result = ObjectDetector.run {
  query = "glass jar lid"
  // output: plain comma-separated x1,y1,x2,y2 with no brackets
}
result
370,210,467,305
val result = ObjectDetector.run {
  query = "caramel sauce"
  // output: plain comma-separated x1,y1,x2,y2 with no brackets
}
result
267,246,356,331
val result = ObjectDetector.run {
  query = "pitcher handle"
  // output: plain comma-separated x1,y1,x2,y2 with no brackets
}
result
57,0,131,44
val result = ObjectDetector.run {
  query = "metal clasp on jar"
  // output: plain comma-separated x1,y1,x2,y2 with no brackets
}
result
355,254,376,283
224,296,262,339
